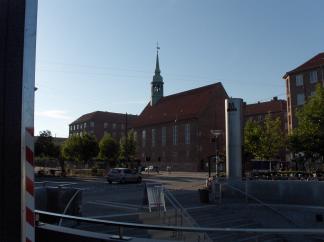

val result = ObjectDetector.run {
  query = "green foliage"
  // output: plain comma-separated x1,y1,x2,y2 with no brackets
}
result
119,130,137,161
244,120,262,158
61,134,99,164
259,115,285,160
35,130,60,158
244,115,285,160
288,84,324,163
98,133,120,163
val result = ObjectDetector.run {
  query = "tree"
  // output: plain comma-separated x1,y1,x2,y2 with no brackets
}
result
61,134,99,165
99,133,120,166
119,130,137,162
288,84,324,167
259,115,285,160
35,130,59,158
244,120,262,159
244,115,285,160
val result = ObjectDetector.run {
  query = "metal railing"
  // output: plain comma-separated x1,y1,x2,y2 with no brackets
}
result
216,180,299,228
35,209,324,241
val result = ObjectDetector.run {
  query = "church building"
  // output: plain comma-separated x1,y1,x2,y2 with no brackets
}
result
133,48,229,171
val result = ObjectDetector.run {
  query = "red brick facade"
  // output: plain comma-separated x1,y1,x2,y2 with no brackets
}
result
69,111,137,142
133,83,228,171
283,53,324,132
244,97,287,132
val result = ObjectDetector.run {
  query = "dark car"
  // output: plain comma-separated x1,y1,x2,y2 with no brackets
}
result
106,168,142,184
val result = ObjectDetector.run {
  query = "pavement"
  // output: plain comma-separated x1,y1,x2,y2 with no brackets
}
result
36,172,307,241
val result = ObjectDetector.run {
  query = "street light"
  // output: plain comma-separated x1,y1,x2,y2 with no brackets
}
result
210,130,223,177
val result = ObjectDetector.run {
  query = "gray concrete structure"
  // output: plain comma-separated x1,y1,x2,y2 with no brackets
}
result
225,98,243,180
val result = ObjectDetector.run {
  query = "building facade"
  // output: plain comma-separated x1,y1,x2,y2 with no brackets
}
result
69,111,137,142
133,50,229,171
283,53,324,132
244,97,287,132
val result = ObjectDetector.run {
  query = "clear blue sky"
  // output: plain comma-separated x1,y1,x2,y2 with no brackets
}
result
35,0,324,138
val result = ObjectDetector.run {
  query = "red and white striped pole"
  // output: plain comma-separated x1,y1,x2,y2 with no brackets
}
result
25,128,35,242
22,0,38,241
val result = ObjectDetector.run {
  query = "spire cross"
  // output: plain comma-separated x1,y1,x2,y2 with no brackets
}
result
156,41,160,53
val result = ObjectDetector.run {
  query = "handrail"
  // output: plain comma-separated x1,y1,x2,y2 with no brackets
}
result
164,189,199,227
35,209,324,235
220,181,299,227
58,189,82,226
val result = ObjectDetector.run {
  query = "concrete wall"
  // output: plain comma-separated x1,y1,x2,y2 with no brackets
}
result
228,180,324,207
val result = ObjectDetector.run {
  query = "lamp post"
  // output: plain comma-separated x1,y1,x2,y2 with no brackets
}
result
210,130,223,177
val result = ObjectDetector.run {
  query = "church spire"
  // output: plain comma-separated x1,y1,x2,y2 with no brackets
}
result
151,43,164,106
155,43,160,75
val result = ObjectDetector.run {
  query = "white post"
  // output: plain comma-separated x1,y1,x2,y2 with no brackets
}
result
225,98,243,181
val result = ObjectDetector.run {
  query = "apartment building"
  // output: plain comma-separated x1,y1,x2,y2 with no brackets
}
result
283,53,324,132
69,111,137,141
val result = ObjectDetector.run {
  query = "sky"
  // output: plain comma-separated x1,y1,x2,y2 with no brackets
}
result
35,0,324,138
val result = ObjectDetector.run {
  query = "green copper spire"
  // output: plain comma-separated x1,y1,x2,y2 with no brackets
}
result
151,43,164,106
155,44,160,75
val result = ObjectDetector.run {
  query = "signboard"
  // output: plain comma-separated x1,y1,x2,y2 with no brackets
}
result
146,184,166,212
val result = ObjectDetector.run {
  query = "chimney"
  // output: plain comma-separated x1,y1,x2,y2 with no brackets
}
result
273,96,278,101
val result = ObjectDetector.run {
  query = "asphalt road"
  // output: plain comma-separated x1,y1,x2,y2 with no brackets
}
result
35,171,208,219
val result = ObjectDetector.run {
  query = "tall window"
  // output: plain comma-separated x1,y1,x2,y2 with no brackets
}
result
152,129,156,147
112,123,116,129
104,122,108,128
295,74,303,87
310,71,318,84
90,121,95,128
161,127,166,146
84,122,87,128
297,93,305,105
184,123,190,145
142,130,146,148
173,125,178,145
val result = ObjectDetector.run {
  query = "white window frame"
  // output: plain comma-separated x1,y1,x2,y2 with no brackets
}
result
184,123,190,145
142,130,146,148
162,127,166,146
152,129,156,147
297,93,305,106
310,71,318,84
295,74,303,87
173,125,178,145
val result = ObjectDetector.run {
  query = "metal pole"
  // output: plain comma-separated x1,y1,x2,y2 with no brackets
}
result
118,226,124,239
125,112,128,165
215,137,218,177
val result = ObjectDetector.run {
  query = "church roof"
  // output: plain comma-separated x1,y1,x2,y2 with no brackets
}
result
283,52,324,78
70,111,137,125
245,98,286,116
133,82,228,128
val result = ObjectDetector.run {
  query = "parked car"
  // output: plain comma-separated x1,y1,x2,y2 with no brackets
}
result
106,168,142,184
